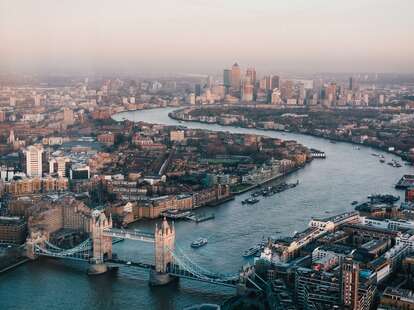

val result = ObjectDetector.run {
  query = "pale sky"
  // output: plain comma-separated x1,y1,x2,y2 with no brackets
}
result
0,0,413,75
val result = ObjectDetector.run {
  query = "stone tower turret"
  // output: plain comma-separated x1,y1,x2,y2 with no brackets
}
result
154,217,175,273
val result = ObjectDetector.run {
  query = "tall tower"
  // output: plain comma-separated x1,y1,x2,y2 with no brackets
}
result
242,81,254,102
271,75,280,90
231,63,241,91
88,210,113,275
246,67,256,85
154,217,175,273
90,210,113,263
341,256,360,309
223,69,232,88
25,145,43,177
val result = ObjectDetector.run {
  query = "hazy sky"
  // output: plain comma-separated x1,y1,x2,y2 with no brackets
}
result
1,0,413,75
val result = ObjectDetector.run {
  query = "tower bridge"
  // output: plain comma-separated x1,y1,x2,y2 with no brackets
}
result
25,210,254,288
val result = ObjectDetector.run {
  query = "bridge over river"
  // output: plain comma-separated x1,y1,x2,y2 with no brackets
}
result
27,212,250,288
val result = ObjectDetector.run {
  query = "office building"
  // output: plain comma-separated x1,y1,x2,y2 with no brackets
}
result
246,67,256,85
295,268,341,309
271,89,282,105
242,82,254,102
231,62,241,91
271,75,280,90
223,69,231,88
49,157,70,177
25,144,43,177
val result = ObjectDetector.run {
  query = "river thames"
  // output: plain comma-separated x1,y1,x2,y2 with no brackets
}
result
1,107,413,310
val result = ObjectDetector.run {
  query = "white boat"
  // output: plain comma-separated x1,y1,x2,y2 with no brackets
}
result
191,238,208,248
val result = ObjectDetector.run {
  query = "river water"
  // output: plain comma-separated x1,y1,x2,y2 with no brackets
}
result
1,107,413,310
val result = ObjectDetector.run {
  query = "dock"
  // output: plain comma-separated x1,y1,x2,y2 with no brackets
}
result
186,213,215,223
310,148,326,159
396,175,414,190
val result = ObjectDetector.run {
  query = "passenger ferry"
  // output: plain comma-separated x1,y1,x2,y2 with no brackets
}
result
161,209,193,219
242,197,260,205
191,238,208,248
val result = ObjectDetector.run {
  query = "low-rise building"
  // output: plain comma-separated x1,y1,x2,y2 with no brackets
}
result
97,132,115,146
0,216,27,245
380,287,414,310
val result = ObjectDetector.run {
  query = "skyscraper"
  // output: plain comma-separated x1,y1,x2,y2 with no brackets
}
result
298,83,306,100
245,67,256,85
206,75,214,88
231,63,241,91
242,81,254,102
223,69,231,88
25,144,43,177
195,84,202,96
271,75,280,90
280,80,294,101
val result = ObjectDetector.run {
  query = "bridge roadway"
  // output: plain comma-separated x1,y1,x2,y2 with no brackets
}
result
167,267,238,288
106,259,238,287
102,228,155,242
107,259,155,270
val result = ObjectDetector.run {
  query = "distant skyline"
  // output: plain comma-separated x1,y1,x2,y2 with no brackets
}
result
1,0,414,75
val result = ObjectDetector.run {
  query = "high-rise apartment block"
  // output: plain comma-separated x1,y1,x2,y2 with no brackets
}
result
25,144,43,177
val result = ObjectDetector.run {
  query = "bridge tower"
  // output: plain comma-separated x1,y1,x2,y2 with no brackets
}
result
88,210,113,275
25,231,48,260
150,217,176,286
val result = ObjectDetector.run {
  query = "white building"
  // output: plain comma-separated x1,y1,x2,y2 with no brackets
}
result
271,88,282,105
186,93,196,105
396,234,414,251
49,157,70,177
309,211,360,232
363,217,414,231
25,145,43,177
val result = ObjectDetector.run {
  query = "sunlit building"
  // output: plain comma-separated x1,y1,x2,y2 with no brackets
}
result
25,144,43,177
231,62,241,91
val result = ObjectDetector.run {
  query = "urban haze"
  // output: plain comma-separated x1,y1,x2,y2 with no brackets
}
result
1,1,414,310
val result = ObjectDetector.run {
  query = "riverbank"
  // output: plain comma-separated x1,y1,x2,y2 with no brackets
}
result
169,109,413,164
231,166,303,195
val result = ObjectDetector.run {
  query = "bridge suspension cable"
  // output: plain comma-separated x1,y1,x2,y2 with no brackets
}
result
34,239,93,261
169,246,239,283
